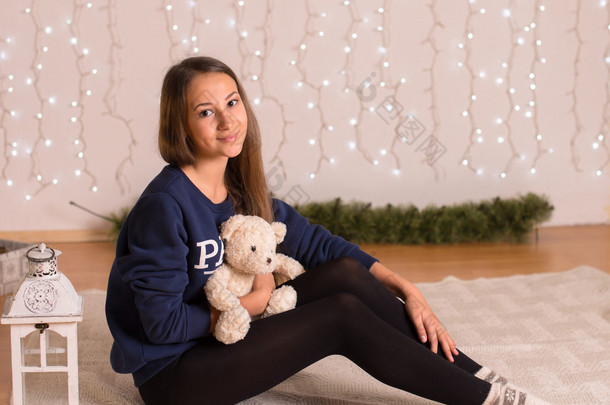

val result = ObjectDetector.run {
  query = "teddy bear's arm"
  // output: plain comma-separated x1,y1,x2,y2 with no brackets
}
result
263,285,297,318
204,265,242,311
274,253,305,280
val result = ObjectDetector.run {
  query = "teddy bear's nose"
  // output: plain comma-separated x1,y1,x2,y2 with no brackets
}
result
267,257,272,264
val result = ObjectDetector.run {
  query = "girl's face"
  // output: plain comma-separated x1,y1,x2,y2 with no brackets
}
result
185,72,248,162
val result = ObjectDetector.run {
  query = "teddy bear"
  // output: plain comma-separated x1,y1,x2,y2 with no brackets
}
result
204,214,305,344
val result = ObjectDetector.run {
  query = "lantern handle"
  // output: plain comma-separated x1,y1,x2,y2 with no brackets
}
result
26,245,56,262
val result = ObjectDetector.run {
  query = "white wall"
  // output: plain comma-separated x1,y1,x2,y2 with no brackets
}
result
0,0,608,231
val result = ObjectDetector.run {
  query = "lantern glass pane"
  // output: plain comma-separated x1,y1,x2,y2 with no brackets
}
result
46,330,67,367
21,331,40,367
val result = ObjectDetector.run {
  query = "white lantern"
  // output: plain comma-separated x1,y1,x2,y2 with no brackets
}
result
1,243,83,405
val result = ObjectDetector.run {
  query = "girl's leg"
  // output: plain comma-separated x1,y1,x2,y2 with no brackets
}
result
139,292,491,405
286,257,482,374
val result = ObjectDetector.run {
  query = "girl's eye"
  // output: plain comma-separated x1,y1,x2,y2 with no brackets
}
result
227,99,238,108
198,109,212,118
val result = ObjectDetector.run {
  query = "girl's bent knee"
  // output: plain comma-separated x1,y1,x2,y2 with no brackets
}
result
333,256,367,272
314,257,369,281
330,292,369,318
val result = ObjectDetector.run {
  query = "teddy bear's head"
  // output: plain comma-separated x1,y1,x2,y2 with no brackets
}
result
220,215,287,275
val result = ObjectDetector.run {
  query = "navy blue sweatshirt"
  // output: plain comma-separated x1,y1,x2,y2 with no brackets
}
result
105,165,378,386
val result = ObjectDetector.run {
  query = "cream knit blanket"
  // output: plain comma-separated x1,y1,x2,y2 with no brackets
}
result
15,266,610,404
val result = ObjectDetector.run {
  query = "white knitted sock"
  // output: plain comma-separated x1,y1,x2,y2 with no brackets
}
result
475,366,509,386
481,378,552,405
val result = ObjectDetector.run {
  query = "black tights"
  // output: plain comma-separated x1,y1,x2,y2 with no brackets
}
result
138,257,491,405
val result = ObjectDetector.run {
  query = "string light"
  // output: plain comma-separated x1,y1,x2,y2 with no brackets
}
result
162,0,183,60
102,0,136,194
460,0,548,178
27,0,53,198
67,0,98,192
567,0,584,172
343,1,410,178
0,69,15,185
528,0,551,174
162,0,208,60
496,0,533,178
280,0,335,178
351,1,390,170
595,3,610,177
10,0,82,199
459,1,483,176
416,0,444,180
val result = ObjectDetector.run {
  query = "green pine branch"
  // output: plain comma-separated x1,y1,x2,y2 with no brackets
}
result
294,193,553,244
92,192,553,244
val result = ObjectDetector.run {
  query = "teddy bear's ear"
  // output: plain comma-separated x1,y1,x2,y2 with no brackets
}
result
220,215,249,241
271,222,287,244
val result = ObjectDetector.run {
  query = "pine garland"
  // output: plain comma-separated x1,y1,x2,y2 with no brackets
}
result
89,193,553,244
294,193,553,244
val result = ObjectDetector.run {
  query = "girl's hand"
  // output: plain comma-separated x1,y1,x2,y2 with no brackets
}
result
403,288,459,362
370,262,459,362
240,273,275,316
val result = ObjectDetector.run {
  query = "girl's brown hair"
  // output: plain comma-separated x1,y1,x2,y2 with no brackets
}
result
158,56,273,222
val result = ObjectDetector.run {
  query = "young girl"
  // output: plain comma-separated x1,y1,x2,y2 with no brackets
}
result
105,56,546,405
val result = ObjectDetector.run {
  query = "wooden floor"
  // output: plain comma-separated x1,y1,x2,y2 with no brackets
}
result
0,225,608,404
